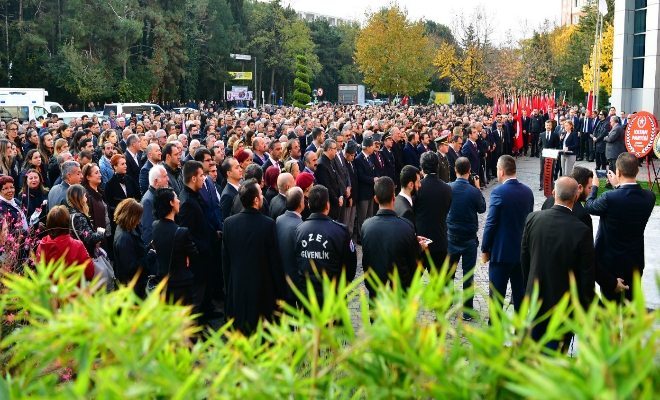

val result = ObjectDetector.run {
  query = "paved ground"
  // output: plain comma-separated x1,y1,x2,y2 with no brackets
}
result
349,155,660,328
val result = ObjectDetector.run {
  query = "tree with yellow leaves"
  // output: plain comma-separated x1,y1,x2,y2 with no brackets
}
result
434,24,488,104
580,23,614,96
354,6,434,97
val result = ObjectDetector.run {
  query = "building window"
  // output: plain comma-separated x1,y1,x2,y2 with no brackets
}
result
632,0,647,88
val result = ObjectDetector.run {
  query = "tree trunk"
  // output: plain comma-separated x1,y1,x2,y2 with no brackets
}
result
270,68,275,106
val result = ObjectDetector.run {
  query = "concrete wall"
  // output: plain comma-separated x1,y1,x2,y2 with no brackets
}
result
611,0,660,115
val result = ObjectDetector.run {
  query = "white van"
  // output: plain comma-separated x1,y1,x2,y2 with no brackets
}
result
45,101,66,114
0,100,49,122
103,103,165,117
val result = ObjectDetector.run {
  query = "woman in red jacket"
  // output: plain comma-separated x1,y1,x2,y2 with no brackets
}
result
37,205,94,280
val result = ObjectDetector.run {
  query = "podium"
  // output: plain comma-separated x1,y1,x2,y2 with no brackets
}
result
541,149,561,197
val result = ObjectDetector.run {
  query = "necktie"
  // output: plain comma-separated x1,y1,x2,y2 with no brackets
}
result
546,132,550,141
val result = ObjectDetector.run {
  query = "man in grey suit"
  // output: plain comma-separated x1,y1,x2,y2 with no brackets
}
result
394,165,420,227
275,187,305,304
604,116,626,174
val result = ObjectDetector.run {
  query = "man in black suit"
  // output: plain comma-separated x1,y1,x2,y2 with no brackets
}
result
529,109,545,158
219,157,243,224
538,120,561,190
315,139,343,220
178,161,220,322
262,140,284,172
395,165,420,227
521,110,531,156
521,177,595,350
461,126,480,180
124,134,143,184
269,172,294,220
139,143,161,195
340,141,359,238
584,153,656,301
447,135,462,182
354,136,377,239
223,179,285,334
542,166,593,233
414,152,452,271
380,131,397,186
402,131,420,168
361,177,424,298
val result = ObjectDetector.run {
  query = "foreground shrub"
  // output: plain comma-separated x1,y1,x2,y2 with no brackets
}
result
0,260,657,398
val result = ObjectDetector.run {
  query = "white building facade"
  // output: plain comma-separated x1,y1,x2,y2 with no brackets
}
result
611,0,660,115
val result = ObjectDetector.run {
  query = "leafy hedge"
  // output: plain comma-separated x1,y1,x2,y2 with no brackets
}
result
0,260,657,398
293,54,312,108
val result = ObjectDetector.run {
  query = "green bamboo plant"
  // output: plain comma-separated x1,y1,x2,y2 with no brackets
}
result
0,258,657,399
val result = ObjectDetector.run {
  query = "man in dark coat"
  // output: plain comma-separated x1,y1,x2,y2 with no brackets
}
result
522,177,595,351
435,135,451,183
177,161,219,320
395,165,419,227
124,134,143,184
604,116,626,173
275,187,305,304
295,185,357,306
584,153,656,301
461,127,480,181
414,152,452,271
219,157,242,224
361,177,422,298
315,139,343,220
354,136,377,238
380,131,397,187
402,131,420,168
223,179,285,334
542,166,593,233
447,135,462,182
269,173,294,220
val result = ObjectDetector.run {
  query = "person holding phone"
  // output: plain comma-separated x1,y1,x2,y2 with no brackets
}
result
447,157,487,321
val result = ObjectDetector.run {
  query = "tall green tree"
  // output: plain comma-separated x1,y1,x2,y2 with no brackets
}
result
292,54,311,108
355,6,434,97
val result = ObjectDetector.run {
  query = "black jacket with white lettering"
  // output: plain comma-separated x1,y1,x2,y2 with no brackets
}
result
294,212,357,303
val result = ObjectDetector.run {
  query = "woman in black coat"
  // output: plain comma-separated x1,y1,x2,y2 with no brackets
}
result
18,169,48,226
152,188,197,306
104,154,140,233
113,198,147,297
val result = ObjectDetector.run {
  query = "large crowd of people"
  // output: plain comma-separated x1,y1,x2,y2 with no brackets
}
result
0,102,655,348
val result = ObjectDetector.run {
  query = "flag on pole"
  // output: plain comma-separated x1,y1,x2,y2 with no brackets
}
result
586,90,594,115
513,95,523,152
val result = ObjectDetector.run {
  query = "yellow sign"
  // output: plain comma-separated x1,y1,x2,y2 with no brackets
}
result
229,71,253,80
434,92,453,105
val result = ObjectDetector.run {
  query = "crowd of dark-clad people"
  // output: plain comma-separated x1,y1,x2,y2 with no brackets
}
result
0,102,655,349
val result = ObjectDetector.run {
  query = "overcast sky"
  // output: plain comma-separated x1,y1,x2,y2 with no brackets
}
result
282,0,561,45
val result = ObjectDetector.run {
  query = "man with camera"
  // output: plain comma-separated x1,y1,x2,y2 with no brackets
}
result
447,157,486,321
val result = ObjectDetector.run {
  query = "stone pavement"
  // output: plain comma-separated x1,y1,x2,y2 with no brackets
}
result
349,155,660,329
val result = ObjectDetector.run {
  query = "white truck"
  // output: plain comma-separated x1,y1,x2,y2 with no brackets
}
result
0,88,65,122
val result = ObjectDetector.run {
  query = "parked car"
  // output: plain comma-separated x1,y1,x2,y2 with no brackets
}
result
103,103,165,117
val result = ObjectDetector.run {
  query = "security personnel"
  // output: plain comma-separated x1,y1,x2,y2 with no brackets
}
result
361,176,423,299
295,184,357,305
435,134,451,183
